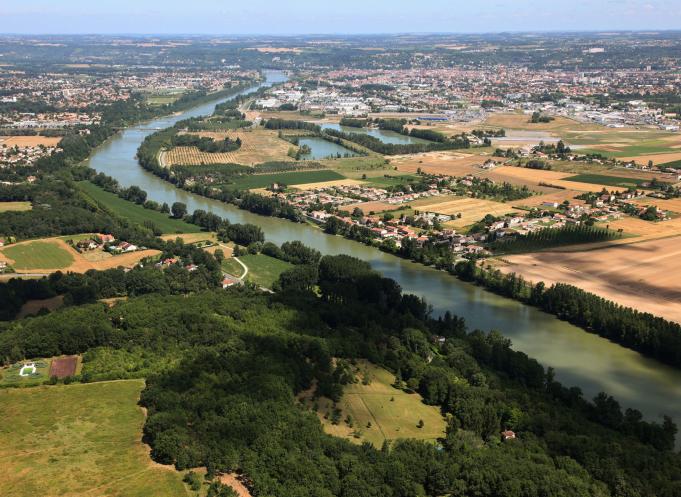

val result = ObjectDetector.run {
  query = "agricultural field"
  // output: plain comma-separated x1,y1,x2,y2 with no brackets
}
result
393,150,491,176
563,173,666,189
1,240,74,270
292,178,365,190
228,169,345,190
79,181,201,234
239,253,292,288
299,360,446,447
414,197,518,227
343,200,400,214
0,380,189,497
482,166,627,193
0,359,52,387
0,135,62,147
163,129,294,166
497,235,681,324
0,201,32,212
49,355,80,378
145,90,184,106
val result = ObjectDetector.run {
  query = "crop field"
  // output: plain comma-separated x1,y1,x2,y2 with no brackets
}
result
0,135,62,147
0,201,32,212
164,129,294,166
564,173,666,188
482,166,627,193
292,178,365,190
393,150,490,176
517,189,586,208
239,254,292,288
0,380,188,497
228,170,345,190
1,240,74,270
49,356,79,378
485,112,593,132
362,174,418,187
79,181,201,233
658,158,681,169
415,197,518,227
343,200,400,214
498,235,681,324
299,360,446,447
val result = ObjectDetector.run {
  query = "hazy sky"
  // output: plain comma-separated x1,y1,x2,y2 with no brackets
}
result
1,0,680,34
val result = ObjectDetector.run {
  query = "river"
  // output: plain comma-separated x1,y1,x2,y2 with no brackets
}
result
84,70,681,429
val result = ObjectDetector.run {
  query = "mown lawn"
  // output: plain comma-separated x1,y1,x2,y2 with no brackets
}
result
239,253,292,288
0,380,189,497
79,181,201,234
2,241,74,270
227,170,344,190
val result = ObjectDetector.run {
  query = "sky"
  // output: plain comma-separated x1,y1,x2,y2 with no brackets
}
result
1,0,680,35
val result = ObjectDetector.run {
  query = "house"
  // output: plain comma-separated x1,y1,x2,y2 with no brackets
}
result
0,238,4,247
76,239,99,251
222,275,240,288
98,234,115,243
501,430,516,441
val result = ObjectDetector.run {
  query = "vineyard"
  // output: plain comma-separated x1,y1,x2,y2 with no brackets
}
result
163,129,294,166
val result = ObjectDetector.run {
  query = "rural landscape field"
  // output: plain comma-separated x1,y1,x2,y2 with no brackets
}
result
2,6,681,497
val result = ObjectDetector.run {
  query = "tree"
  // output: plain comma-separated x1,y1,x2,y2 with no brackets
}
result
171,202,187,219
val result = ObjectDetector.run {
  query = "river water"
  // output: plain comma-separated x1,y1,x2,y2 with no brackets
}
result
84,70,681,429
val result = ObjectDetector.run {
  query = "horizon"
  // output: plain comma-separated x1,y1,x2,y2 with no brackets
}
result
1,0,680,35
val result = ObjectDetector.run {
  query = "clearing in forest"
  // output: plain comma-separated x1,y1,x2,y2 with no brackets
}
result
0,201,32,212
299,360,446,447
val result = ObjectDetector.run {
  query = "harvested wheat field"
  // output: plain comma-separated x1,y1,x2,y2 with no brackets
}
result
631,197,681,213
0,135,62,147
343,200,399,214
393,151,489,176
415,197,517,226
484,113,594,132
163,129,294,166
498,236,681,323
517,189,585,208
621,151,681,165
292,178,366,190
607,216,681,240
483,166,626,193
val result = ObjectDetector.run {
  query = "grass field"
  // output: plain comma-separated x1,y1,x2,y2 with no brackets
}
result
228,170,345,190
2,240,74,270
659,158,681,169
564,173,662,188
79,181,201,234
239,254,292,288
221,257,245,278
0,201,32,212
0,380,188,497
300,360,446,447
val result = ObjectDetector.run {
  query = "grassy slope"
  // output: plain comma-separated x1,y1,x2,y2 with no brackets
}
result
239,254,292,288
301,360,446,447
78,181,201,234
2,241,74,269
221,257,245,278
0,380,187,497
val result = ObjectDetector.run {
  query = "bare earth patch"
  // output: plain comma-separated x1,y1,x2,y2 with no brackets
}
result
0,135,62,147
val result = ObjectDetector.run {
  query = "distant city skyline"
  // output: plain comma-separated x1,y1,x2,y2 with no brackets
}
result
1,0,680,35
